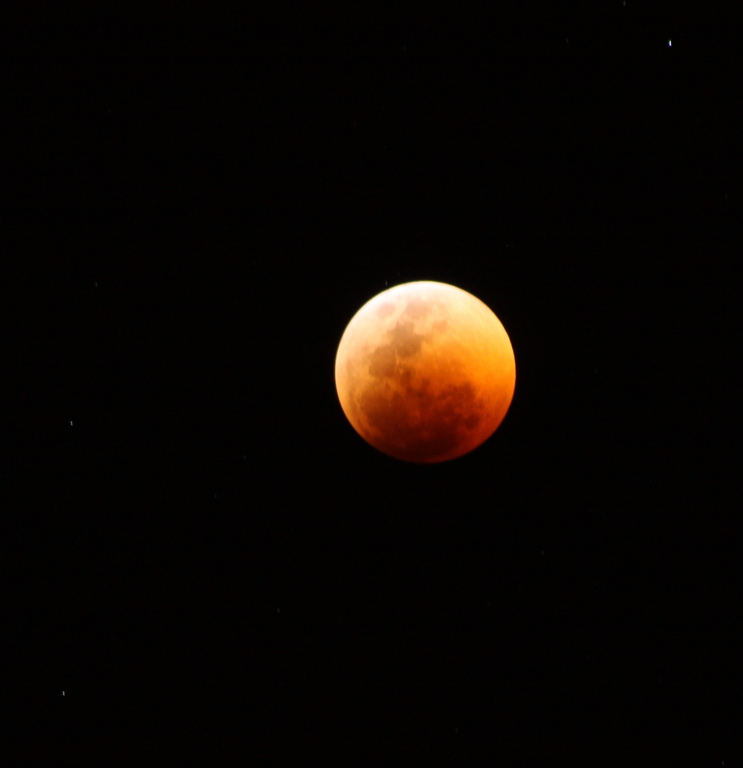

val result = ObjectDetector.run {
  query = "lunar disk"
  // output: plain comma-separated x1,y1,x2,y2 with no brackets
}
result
335,281,515,463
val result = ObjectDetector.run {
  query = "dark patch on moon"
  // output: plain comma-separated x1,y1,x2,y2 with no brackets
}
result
367,344,397,378
366,321,427,380
359,378,484,463
390,320,425,358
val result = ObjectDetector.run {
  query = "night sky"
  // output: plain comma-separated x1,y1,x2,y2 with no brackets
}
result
5,2,741,763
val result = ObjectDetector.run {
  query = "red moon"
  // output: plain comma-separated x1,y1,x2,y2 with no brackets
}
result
335,281,515,463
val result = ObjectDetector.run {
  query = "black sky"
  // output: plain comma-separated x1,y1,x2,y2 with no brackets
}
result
4,1,742,763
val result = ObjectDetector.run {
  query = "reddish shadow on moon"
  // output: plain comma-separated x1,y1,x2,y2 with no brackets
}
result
335,281,515,463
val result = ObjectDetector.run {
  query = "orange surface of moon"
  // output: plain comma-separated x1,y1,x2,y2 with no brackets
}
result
335,281,516,463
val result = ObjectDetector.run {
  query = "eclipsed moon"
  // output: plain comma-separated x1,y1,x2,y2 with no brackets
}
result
335,281,516,463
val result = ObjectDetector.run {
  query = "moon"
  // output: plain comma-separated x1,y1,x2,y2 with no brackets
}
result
335,281,516,463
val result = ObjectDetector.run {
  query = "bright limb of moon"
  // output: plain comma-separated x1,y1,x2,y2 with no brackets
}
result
335,281,516,463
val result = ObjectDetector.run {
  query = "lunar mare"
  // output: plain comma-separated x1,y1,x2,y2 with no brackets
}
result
335,281,515,463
